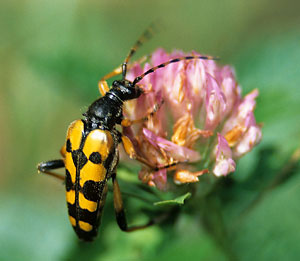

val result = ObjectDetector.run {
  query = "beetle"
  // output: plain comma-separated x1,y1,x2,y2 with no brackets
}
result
37,26,217,241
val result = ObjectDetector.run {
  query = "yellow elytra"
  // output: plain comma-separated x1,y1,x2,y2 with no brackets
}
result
64,120,118,240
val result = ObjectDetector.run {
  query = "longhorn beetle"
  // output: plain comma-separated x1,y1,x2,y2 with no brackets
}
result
37,25,217,241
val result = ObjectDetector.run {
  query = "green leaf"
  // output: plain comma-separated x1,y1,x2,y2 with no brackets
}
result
153,192,191,206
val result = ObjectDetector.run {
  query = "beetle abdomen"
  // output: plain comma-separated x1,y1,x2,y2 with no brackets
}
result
64,120,117,241
67,184,108,241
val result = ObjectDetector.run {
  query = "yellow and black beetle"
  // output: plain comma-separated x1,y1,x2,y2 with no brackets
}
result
37,26,216,241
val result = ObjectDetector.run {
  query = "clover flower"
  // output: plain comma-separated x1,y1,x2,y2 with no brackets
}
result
123,48,262,190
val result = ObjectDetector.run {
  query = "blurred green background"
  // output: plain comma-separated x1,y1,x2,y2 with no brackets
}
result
1,0,300,260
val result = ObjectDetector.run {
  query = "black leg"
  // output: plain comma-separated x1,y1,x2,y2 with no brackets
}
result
112,173,154,232
37,159,65,181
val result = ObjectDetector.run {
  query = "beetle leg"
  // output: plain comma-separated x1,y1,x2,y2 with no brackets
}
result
60,143,66,158
37,159,65,181
114,128,158,169
98,55,150,96
98,67,122,96
112,173,154,232
121,135,157,169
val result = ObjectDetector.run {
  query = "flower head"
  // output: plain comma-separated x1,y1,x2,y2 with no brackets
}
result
124,48,262,190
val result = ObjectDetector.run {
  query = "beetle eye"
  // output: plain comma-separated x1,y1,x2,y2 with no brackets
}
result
112,80,118,87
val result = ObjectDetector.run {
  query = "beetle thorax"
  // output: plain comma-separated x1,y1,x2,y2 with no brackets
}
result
84,95,123,130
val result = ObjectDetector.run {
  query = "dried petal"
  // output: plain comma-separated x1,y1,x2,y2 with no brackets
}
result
139,168,167,190
174,169,209,184
171,114,213,148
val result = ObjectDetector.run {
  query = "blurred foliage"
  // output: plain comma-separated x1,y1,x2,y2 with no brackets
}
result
1,0,300,260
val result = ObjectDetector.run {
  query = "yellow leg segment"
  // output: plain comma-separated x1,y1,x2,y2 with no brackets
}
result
98,80,110,97
60,144,66,158
112,173,154,232
98,66,122,96
121,135,137,159
98,55,150,96
121,135,155,169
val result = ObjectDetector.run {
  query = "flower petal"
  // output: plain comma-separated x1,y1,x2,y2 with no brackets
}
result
220,66,241,116
213,133,236,177
123,48,261,187
234,125,262,157
221,89,262,156
143,128,201,162
205,74,227,130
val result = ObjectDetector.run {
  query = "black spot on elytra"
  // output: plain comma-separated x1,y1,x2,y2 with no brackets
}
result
65,169,74,191
89,152,102,164
66,139,72,152
72,149,87,169
67,203,98,224
104,151,114,170
67,202,98,225
82,180,105,202
67,202,76,218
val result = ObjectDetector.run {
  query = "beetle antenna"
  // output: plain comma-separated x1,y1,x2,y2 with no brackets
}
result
132,55,219,85
122,23,157,79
